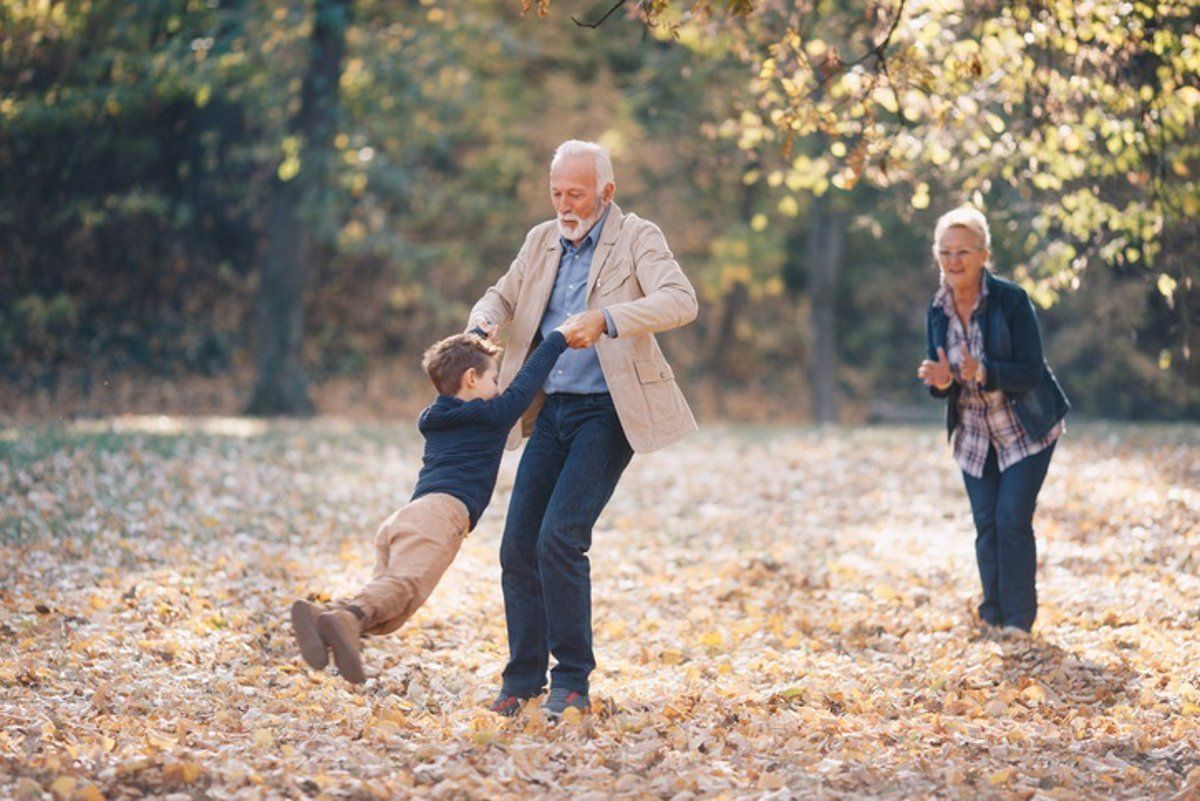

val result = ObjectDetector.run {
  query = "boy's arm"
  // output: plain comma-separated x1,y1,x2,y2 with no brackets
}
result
483,331,568,426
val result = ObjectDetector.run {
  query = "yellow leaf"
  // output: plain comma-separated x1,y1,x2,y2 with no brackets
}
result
911,182,930,210
988,767,1013,786
660,648,685,665
252,728,274,749
1021,683,1046,704
49,777,76,801
72,784,105,801
164,760,203,784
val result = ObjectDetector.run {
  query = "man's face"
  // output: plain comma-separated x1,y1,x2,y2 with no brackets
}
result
550,154,613,244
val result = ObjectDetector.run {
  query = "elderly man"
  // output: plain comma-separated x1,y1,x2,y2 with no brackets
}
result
468,140,698,716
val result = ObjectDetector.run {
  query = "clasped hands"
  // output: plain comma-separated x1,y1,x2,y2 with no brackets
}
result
469,309,607,349
917,347,985,390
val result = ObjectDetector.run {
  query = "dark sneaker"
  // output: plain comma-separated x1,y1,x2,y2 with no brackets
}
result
316,608,365,684
290,600,329,670
542,687,589,717
488,690,536,717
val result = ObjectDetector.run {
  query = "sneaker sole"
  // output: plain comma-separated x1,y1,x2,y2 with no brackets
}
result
489,699,523,717
542,697,590,718
290,600,328,670
317,613,366,685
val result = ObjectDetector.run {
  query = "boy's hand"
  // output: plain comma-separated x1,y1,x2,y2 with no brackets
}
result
467,319,499,341
559,310,606,348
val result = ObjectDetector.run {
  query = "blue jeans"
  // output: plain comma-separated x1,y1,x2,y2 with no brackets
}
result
500,393,633,696
962,442,1056,631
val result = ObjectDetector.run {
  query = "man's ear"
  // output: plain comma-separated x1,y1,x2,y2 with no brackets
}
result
601,181,615,205
460,367,478,389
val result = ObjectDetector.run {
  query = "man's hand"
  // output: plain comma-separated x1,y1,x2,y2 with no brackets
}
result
466,319,500,341
558,310,607,349
917,347,953,389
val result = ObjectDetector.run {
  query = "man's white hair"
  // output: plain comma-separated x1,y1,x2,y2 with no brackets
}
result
933,205,991,253
551,140,615,194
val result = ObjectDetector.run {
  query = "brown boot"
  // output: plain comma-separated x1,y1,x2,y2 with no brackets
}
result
316,608,365,684
290,600,329,670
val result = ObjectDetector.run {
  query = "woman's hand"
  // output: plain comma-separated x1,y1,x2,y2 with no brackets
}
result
918,347,954,389
961,350,985,384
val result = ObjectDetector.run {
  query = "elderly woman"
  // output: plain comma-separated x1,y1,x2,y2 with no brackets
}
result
917,207,1070,635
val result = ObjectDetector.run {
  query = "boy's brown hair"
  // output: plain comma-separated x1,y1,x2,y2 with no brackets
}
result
421,333,502,396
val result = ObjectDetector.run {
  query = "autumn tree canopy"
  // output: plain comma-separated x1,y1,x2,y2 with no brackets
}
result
539,0,1198,350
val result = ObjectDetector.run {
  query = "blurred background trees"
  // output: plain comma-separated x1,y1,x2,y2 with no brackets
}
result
1,0,1196,420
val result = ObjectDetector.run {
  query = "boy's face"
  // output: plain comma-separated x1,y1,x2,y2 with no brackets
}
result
458,358,500,401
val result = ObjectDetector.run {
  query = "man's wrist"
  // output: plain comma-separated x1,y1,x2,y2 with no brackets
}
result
934,378,953,391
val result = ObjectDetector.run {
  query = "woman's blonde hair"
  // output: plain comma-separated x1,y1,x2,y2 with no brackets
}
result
933,206,991,255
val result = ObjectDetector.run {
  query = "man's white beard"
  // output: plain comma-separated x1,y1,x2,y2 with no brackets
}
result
557,199,607,242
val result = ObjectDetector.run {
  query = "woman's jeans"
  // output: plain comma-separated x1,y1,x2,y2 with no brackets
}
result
961,442,1056,631
499,393,633,697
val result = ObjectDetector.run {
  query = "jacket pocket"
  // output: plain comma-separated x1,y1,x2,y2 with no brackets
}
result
634,359,674,384
596,267,633,296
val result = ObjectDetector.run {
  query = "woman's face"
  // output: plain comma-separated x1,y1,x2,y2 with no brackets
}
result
936,225,988,294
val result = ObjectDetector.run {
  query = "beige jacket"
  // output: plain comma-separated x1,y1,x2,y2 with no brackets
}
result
469,203,698,453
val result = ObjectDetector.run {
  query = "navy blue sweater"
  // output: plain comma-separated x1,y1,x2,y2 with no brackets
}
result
411,331,568,528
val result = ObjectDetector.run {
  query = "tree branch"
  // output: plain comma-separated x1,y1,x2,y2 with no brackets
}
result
572,0,627,28
844,0,908,70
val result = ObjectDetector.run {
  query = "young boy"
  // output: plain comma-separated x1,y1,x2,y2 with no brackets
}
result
290,325,570,684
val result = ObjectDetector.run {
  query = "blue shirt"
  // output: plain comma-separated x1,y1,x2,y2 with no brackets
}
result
539,205,618,395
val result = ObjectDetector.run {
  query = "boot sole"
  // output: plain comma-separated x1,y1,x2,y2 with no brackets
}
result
290,600,329,670
317,613,366,685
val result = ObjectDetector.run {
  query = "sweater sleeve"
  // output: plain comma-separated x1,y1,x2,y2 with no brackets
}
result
482,331,569,426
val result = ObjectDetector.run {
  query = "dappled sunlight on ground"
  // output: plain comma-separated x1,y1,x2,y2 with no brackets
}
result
1,422,1197,798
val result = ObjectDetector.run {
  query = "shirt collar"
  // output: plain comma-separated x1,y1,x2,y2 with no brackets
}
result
560,204,611,252
935,269,990,313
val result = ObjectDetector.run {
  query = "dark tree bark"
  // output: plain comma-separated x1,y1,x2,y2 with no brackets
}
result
247,0,351,416
807,193,845,424
711,280,750,380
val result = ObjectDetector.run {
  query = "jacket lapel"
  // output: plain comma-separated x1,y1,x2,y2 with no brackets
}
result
586,203,625,302
521,236,561,343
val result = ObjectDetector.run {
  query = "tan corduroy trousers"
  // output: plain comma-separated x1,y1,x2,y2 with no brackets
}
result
348,493,470,636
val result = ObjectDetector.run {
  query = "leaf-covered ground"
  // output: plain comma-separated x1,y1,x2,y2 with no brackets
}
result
2,420,1198,800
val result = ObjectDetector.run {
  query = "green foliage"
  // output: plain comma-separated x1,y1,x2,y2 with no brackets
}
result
1,0,1197,418
658,0,1198,337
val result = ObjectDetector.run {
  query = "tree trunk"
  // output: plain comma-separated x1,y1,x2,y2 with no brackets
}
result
808,194,845,424
709,282,746,378
247,0,351,416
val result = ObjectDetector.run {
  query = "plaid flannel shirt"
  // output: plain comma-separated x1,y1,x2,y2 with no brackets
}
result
936,277,1063,478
